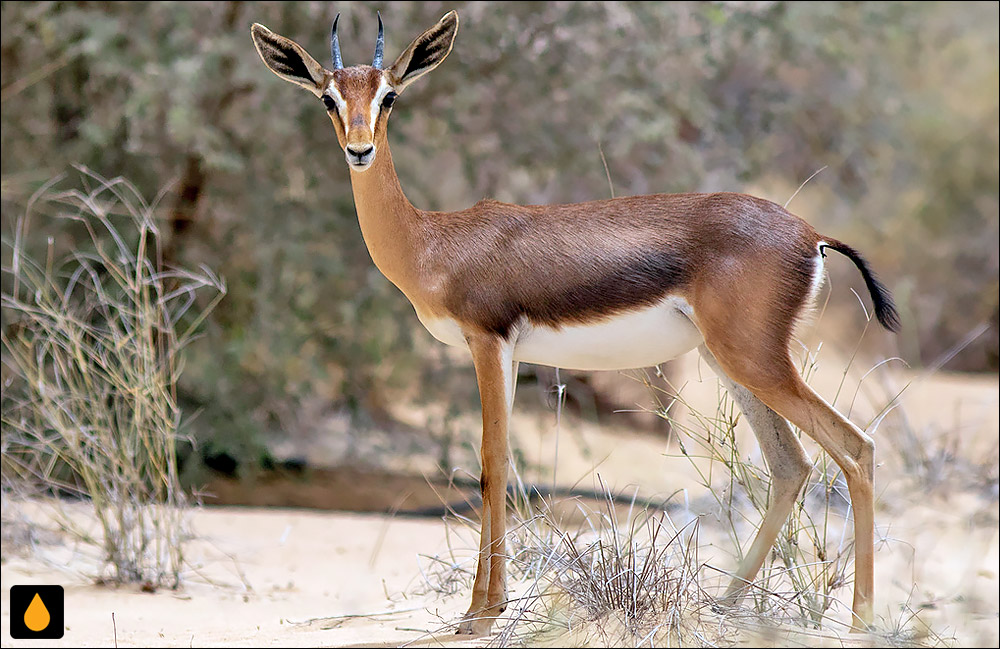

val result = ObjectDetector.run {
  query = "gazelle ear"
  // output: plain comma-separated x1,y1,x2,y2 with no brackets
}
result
251,23,327,96
385,11,458,92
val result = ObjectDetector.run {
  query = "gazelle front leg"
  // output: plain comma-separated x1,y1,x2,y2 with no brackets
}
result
458,332,515,635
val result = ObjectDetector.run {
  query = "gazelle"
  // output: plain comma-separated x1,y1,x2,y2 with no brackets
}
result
251,10,899,635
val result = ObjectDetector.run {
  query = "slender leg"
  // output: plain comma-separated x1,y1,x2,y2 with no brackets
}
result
703,342,876,631
458,334,513,635
499,359,518,608
698,345,811,605
755,379,876,630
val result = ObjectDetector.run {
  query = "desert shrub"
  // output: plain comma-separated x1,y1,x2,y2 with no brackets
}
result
1,171,225,587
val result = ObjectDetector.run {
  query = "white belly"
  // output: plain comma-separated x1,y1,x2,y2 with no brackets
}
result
513,297,703,370
416,297,703,371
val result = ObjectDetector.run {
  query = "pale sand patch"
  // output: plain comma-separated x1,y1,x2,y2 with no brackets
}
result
2,507,478,647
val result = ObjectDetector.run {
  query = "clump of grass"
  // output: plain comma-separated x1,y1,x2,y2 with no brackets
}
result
1,170,225,587
492,482,709,647
408,467,713,646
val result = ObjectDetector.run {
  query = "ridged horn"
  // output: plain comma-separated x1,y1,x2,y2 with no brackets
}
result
330,13,344,69
372,11,384,68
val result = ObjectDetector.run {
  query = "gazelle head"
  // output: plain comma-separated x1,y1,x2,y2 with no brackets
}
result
251,11,459,172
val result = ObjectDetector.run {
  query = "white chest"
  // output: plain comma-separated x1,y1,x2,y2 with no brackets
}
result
415,308,468,347
415,297,704,371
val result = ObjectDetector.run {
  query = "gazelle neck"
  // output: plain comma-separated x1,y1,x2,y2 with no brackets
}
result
347,139,422,292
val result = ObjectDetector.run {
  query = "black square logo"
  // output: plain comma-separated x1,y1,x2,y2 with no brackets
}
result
9,585,64,639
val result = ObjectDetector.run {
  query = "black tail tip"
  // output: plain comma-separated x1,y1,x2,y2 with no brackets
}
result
822,240,901,334
875,300,902,333
868,273,901,333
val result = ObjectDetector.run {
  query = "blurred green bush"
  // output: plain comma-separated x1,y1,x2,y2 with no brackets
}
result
2,2,996,461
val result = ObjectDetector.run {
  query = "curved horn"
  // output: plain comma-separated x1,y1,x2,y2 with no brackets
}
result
372,11,384,68
330,13,344,69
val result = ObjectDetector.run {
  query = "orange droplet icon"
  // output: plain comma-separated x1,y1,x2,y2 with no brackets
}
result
24,592,51,632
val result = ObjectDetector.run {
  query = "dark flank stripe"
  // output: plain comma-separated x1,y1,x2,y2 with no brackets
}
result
480,249,690,339
434,196,708,340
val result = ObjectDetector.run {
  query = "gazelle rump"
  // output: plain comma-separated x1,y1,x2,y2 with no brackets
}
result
251,10,899,635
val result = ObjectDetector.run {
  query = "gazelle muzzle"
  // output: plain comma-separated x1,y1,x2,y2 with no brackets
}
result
345,143,376,170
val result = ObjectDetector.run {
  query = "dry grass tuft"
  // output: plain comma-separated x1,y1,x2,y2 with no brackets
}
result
1,169,225,587
493,483,710,647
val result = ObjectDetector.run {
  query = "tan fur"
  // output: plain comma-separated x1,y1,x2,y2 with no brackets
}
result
250,11,894,634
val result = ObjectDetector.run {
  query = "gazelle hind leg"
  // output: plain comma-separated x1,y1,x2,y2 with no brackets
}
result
698,346,811,606
702,341,876,631
755,378,876,630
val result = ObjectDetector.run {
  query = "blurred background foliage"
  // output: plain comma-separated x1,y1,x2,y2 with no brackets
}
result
2,2,997,476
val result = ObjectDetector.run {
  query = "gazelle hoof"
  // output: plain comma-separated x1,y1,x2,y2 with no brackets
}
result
456,612,495,636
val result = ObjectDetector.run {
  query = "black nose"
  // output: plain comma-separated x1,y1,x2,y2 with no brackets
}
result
347,145,373,160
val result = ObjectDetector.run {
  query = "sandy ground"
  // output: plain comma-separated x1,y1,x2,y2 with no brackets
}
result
2,351,998,647
2,506,486,647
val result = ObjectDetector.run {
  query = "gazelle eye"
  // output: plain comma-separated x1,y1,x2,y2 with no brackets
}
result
322,95,338,112
381,92,397,109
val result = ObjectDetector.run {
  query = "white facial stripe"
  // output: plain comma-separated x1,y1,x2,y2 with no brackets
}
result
368,76,392,137
325,82,349,131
